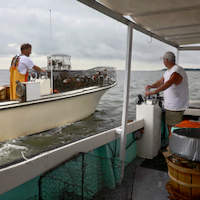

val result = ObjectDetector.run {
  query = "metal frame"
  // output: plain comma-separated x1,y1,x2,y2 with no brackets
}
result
179,46,200,51
78,0,200,178
77,0,179,48
119,22,133,177
78,0,200,50
134,6,200,17
176,49,179,64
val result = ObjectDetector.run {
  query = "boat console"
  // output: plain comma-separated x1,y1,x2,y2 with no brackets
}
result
135,93,163,159
16,77,51,102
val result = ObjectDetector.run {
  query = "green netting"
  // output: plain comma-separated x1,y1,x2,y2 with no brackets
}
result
37,152,136,200
27,196,39,200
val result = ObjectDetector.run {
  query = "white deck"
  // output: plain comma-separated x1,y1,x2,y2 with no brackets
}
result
184,100,200,116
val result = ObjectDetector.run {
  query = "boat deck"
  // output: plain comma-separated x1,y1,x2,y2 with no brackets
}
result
132,156,170,200
184,100,200,117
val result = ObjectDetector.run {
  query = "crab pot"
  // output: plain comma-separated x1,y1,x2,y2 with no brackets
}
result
166,157,200,200
0,87,6,100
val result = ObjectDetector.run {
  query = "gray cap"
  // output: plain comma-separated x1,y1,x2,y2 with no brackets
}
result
160,51,175,63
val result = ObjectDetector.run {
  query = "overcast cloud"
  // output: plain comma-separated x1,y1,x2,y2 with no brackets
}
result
0,0,200,70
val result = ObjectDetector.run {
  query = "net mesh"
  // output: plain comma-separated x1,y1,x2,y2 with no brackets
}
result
30,152,136,200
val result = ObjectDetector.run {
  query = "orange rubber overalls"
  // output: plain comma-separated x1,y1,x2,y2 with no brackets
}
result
10,55,28,100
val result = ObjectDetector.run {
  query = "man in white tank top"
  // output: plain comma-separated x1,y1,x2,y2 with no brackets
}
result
145,51,189,137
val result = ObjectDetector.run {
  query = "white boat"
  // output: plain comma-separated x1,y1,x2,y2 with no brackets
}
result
1,1,200,199
0,54,117,142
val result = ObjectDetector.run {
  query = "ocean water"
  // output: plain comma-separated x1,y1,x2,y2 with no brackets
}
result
0,69,199,165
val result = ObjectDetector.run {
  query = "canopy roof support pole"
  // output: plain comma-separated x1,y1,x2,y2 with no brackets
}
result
176,49,179,65
119,22,133,178
50,10,53,94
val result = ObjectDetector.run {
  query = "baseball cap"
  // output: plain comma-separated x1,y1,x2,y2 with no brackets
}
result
160,51,175,63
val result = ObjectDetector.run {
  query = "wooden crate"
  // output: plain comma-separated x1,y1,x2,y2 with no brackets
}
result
0,86,10,100
0,87,6,100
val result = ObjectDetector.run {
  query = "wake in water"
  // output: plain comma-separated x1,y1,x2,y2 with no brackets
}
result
0,143,27,163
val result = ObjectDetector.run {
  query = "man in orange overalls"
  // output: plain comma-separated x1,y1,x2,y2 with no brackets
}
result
10,43,46,100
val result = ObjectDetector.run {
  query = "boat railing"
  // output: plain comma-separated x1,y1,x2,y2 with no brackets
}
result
0,119,144,196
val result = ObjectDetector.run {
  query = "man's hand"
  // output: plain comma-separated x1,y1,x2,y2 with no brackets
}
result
145,90,152,96
145,85,151,91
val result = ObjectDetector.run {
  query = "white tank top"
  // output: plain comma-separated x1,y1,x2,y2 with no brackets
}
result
163,65,189,111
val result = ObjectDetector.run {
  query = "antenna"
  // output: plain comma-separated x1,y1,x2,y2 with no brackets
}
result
50,10,53,94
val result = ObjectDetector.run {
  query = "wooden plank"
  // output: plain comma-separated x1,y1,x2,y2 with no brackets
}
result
166,158,200,175
178,171,191,199
169,165,179,193
192,174,200,197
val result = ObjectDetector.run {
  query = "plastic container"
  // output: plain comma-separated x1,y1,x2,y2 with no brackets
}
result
170,128,200,161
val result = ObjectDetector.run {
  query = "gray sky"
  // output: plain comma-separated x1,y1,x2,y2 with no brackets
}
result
1,0,200,70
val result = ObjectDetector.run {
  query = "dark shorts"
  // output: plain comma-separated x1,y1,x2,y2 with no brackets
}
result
165,110,184,126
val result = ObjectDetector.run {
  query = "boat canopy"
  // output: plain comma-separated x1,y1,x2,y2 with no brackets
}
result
79,0,200,50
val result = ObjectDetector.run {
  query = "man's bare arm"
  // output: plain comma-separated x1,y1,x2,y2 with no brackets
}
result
145,72,182,96
145,77,164,91
33,66,46,72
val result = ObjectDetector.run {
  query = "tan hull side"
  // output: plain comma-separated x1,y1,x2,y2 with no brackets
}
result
0,89,107,142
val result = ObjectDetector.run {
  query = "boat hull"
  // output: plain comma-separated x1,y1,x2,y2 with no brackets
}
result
0,85,114,141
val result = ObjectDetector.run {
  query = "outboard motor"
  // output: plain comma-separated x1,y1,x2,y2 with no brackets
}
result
16,81,26,102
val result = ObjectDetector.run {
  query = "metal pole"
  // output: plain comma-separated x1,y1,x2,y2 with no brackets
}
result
119,22,133,178
50,10,53,94
176,48,179,65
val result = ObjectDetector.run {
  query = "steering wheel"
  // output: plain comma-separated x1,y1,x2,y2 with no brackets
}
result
28,72,38,81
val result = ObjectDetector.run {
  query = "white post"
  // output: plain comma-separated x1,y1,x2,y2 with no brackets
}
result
119,22,133,178
176,48,179,65
50,10,53,94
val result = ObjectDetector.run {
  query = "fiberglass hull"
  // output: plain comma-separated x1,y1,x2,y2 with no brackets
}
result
0,83,116,142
